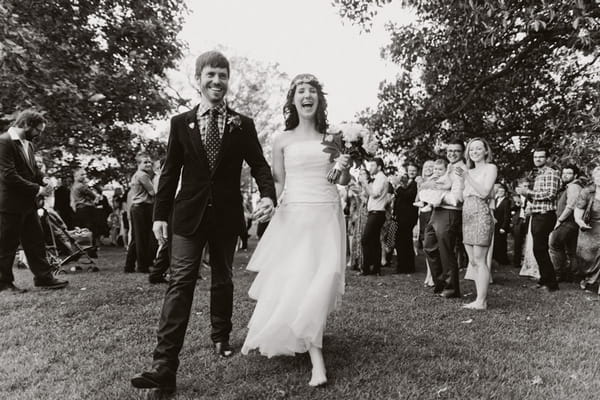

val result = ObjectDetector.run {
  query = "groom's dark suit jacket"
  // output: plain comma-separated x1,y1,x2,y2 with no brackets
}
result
154,105,276,236
0,132,44,214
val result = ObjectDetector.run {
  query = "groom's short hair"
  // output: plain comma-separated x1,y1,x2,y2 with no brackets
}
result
195,51,230,78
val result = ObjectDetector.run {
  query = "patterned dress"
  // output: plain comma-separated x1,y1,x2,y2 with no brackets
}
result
576,187,600,290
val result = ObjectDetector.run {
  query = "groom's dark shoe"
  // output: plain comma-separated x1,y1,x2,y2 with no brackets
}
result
214,341,234,358
131,368,176,393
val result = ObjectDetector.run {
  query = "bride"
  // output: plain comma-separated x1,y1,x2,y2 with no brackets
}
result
241,74,351,386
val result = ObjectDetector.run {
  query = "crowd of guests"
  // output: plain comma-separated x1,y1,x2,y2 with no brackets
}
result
341,138,600,310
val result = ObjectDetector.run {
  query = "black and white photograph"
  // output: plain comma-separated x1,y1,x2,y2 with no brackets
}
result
1,0,600,399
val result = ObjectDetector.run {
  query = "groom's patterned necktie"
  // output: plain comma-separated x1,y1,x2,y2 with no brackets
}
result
205,108,221,170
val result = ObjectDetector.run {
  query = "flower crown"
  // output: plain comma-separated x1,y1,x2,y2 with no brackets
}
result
290,73,320,89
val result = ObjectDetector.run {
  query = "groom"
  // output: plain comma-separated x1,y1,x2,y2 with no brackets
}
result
132,51,277,393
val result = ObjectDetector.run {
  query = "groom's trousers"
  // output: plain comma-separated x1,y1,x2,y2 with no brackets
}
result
152,209,238,373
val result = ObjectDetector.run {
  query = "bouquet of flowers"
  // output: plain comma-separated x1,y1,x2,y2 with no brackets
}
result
322,123,378,183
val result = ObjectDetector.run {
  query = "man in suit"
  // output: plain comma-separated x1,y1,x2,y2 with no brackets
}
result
492,183,511,265
132,51,276,393
0,109,68,293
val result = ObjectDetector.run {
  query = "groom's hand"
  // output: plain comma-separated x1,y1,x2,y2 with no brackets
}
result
153,221,169,246
253,197,274,223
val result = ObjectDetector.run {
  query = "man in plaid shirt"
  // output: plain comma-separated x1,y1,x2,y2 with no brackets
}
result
516,148,561,291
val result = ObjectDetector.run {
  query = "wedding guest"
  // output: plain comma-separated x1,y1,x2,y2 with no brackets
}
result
149,159,170,284
393,172,418,274
380,179,396,268
492,183,511,265
511,178,529,269
93,183,111,243
0,109,68,292
359,157,389,276
110,198,125,246
416,160,435,249
574,166,600,293
416,159,436,286
423,139,465,298
549,164,584,282
413,159,451,208
128,152,157,273
71,168,100,251
516,148,561,291
348,171,369,271
455,138,497,309
53,177,74,229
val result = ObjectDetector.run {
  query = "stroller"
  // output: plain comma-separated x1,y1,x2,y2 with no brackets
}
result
39,206,99,274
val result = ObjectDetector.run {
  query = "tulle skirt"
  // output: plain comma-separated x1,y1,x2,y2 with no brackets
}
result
241,201,346,357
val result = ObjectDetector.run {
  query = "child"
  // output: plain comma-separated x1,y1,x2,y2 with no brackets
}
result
414,158,451,210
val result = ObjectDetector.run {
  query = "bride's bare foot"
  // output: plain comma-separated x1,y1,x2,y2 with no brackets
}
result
309,368,327,387
462,300,487,310
308,346,327,387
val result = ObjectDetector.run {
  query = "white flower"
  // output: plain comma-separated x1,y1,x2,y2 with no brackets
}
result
324,134,334,142
188,121,195,130
333,122,369,143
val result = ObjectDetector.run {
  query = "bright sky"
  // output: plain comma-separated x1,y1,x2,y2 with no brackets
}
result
179,0,416,123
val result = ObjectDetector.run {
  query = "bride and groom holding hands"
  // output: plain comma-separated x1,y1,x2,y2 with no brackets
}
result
131,51,352,393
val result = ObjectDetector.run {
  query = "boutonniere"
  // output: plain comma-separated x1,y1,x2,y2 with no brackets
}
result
188,121,195,130
227,115,242,131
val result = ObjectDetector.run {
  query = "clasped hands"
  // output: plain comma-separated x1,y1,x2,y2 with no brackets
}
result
252,197,275,223
152,198,276,246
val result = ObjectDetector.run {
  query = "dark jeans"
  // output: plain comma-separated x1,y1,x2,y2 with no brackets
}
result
130,203,156,272
423,208,461,295
152,209,238,373
395,222,416,273
531,212,558,288
549,220,579,281
0,210,54,284
512,217,528,267
361,211,386,274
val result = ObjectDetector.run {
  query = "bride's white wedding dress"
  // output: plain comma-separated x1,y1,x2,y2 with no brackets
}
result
241,139,346,357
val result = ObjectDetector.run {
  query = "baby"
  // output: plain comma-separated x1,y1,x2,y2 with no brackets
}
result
414,158,452,210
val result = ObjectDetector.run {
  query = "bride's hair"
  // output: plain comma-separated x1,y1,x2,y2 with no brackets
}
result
283,74,328,134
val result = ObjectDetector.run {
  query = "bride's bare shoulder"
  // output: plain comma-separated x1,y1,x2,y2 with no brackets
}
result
272,131,295,150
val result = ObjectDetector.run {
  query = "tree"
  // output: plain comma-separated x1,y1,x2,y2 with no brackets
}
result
0,0,187,182
334,0,600,180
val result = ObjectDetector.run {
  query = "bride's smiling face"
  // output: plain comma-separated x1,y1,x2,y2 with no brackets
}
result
293,83,319,120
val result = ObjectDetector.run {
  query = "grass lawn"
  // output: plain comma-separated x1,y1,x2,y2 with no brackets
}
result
1,239,600,400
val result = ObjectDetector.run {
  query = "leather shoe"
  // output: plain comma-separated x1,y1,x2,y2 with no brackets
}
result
439,290,460,298
541,285,559,292
0,282,27,293
214,341,234,358
33,277,68,290
149,276,169,284
131,368,176,393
